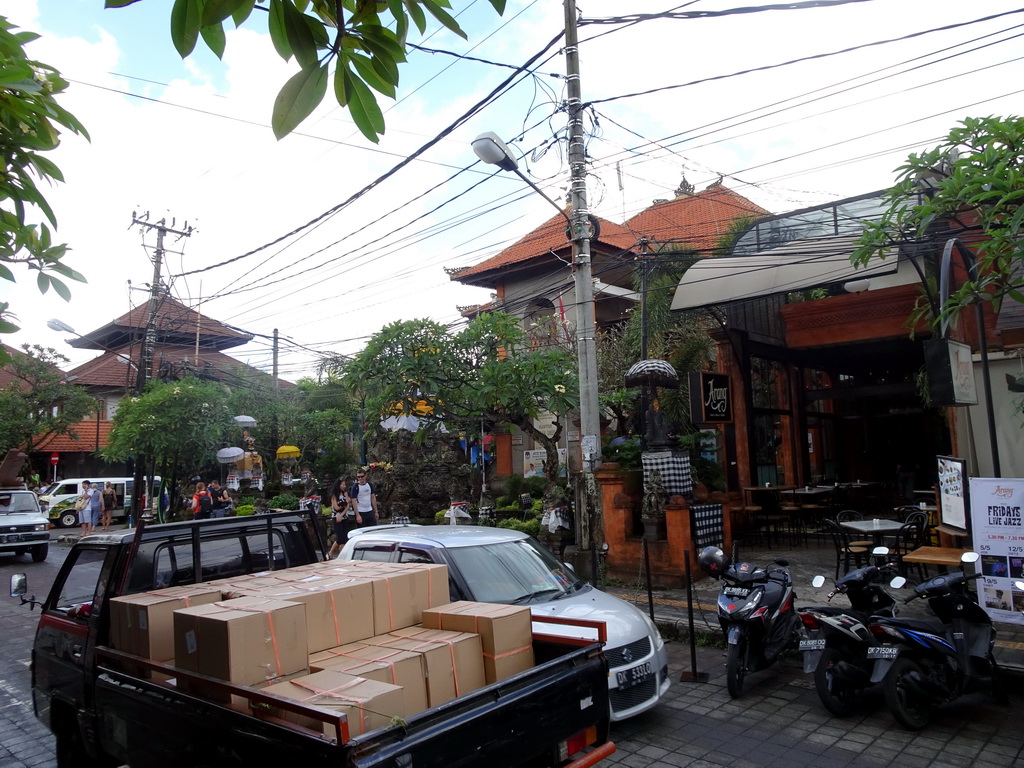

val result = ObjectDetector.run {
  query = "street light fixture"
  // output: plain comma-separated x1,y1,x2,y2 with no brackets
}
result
471,130,603,476
48,318,138,370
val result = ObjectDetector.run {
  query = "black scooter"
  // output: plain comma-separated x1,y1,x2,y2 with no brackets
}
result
698,546,804,698
871,552,1006,729
799,548,905,716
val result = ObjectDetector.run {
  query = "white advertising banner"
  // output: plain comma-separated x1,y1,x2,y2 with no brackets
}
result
523,449,567,478
937,456,968,532
969,477,1024,626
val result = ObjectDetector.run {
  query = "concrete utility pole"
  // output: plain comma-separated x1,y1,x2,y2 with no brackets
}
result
128,213,193,523
564,0,604,549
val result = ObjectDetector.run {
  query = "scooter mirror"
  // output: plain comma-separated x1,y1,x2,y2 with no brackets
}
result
889,576,907,589
1014,580,1024,591
961,551,981,564
811,575,826,588
871,546,889,556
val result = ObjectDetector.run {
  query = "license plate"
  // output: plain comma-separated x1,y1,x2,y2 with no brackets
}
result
867,646,899,659
616,661,653,691
799,639,826,651
724,586,750,598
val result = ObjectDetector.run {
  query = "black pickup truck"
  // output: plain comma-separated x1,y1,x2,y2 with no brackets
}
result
13,513,614,768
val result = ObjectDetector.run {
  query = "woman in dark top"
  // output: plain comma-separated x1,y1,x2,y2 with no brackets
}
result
327,476,354,559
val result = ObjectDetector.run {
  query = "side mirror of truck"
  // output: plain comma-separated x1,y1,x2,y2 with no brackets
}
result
10,573,26,598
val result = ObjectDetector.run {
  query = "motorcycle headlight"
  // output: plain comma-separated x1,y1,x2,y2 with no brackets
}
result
730,590,763,619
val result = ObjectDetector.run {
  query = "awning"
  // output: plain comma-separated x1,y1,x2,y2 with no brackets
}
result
671,235,911,311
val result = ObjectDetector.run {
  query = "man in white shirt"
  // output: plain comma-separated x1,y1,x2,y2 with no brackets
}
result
348,471,379,528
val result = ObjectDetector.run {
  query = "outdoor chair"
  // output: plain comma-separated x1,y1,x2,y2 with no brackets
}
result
824,518,868,579
890,520,929,580
835,509,873,549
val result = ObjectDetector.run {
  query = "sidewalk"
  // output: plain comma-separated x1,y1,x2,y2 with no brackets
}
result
605,539,1024,674
602,541,1024,767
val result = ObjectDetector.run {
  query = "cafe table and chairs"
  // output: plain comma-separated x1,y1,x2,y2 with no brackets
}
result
901,545,973,575
838,517,904,546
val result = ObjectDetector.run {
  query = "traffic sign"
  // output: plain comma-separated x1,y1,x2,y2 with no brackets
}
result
50,452,59,465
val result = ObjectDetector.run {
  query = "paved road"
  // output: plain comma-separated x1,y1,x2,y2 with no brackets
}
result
2,541,1022,768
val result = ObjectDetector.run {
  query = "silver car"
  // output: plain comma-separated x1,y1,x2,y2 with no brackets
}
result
340,525,670,720
0,489,49,562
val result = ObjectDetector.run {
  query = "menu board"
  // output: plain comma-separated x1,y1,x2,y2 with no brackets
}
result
969,477,1024,626
937,456,968,532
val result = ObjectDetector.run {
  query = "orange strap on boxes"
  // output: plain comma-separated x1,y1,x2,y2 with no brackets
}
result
287,678,371,734
213,600,285,677
387,631,464,696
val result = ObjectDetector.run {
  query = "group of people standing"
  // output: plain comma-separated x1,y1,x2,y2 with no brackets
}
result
327,471,379,558
77,481,117,536
191,480,232,519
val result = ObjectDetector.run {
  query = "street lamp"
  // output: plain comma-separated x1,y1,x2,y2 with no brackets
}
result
47,319,139,371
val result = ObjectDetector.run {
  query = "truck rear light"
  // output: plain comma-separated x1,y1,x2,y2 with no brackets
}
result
559,726,597,760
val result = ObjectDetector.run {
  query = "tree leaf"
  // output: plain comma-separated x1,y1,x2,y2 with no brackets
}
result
349,52,395,98
50,277,72,302
280,0,319,69
0,318,20,334
336,65,385,142
420,0,467,39
104,1,141,7
0,263,14,282
272,62,328,140
170,0,203,58
487,0,507,13
202,0,247,26
403,0,427,34
200,21,227,59
268,0,294,60
36,272,49,295
232,0,257,26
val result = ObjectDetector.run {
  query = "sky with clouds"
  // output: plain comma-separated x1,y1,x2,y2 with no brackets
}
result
1,0,1022,381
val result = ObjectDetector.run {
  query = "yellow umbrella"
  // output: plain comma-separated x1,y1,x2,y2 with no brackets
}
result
276,445,301,459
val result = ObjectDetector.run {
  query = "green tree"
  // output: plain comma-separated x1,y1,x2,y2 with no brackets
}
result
0,17,89,339
104,377,233,492
853,115,1024,322
0,344,96,453
339,312,578,484
108,0,506,142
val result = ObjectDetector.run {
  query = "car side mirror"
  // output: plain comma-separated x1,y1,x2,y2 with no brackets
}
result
10,573,26,598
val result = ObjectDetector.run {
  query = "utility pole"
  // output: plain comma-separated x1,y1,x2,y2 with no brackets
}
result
128,213,193,523
564,0,603,550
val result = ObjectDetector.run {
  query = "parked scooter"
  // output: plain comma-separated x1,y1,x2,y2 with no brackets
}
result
799,547,906,716
697,546,804,698
871,552,1006,729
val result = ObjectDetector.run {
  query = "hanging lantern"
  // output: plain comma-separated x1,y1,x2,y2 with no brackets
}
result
225,474,240,491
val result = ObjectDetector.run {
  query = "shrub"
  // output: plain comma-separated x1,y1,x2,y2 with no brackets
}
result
433,509,448,524
497,517,540,537
523,476,548,497
235,504,255,517
267,493,299,510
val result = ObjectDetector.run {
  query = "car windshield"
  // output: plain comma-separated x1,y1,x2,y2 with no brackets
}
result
0,493,38,514
446,538,584,604
40,483,59,496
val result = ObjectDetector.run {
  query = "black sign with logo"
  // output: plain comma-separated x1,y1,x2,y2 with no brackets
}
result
689,372,732,424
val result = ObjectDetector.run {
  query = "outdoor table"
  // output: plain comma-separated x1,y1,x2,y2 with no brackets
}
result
902,546,972,569
839,518,903,545
742,485,795,506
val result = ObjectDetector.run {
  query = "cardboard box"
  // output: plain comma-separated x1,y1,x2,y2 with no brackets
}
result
221,577,376,652
381,626,485,699
363,563,450,612
309,644,427,715
262,669,404,738
359,628,480,707
110,586,223,661
173,597,308,685
421,602,535,683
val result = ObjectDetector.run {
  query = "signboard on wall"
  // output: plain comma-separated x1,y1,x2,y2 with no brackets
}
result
937,455,968,533
688,372,731,424
523,449,567,478
969,477,1024,626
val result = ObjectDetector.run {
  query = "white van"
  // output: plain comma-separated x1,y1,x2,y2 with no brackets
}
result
39,476,161,528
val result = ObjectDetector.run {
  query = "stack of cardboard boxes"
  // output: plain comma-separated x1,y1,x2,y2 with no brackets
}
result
108,559,535,736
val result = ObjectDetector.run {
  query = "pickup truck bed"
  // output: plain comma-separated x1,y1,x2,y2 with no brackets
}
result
93,620,611,768
26,514,614,768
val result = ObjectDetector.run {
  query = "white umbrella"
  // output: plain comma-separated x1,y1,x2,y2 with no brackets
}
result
234,415,257,427
380,414,447,433
216,447,245,464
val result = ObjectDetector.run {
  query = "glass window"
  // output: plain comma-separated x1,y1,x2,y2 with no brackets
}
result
750,357,789,409
53,548,108,617
445,539,578,604
397,548,433,564
351,543,395,562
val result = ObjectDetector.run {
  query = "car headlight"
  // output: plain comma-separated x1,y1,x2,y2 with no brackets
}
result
34,524,47,531
641,611,665,651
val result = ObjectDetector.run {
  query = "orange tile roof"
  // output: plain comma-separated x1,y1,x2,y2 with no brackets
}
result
452,212,638,286
623,183,769,254
35,421,114,452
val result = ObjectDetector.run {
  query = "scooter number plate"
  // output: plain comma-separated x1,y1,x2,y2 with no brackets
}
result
615,661,653,691
867,646,899,659
723,586,750,598
799,639,826,651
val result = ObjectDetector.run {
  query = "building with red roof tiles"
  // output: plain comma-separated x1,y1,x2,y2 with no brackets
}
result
447,182,769,479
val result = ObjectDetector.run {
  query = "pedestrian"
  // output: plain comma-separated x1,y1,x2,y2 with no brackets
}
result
327,477,355,559
208,480,229,518
192,481,213,520
100,481,117,531
78,481,102,536
349,469,379,529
